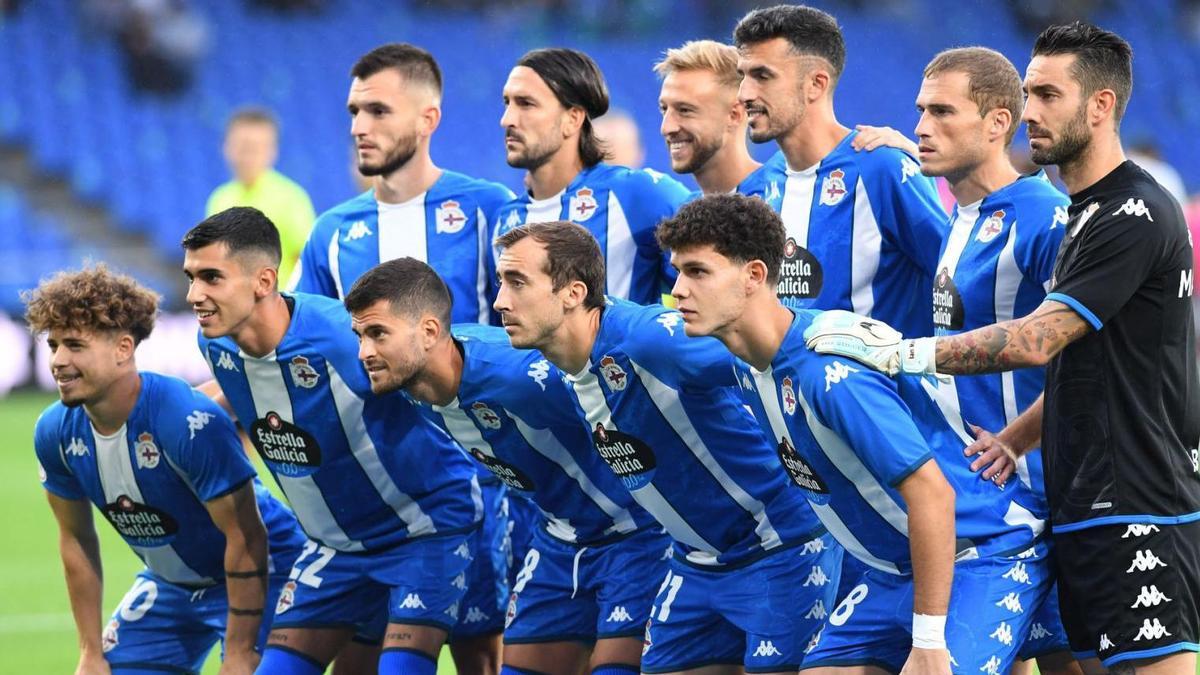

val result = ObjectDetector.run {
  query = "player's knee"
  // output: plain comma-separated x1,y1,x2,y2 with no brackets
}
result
258,645,326,675
379,647,438,675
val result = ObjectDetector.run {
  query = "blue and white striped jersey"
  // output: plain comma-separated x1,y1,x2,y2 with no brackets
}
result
423,324,660,546
561,298,826,569
34,372,304,586
734,150,787,207
290,170,514,324
756,132,948,337
930,173,1068,515
740,310,1044,576
198,293,482,553
493,164,691,304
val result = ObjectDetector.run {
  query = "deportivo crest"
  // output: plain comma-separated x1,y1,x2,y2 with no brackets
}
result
781,376,797,415
102,619,119,652
289,356,320,389
276,581,296,614
819,169,848,206
471,402,502,429
569,187,599,222
976,210,1006,244
436,200,468,234
599,356,628,392
505,592,518,628
134,432,160,469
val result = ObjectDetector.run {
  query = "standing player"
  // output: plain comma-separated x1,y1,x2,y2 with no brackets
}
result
658,193,1053,675
183,207,483,675
288,43,514,672
343,257,671,675
807,23,1200,675
494,222,841,674
733,5,948,337
655,39,778,198
495,48,691,305
25,265,305,675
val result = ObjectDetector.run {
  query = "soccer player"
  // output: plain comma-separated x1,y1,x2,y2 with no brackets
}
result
733,5,948,337
658,193,1053,675
495,47,691,305
183,207,483,675
287,43,514,672
493,221,841,674
342,257,671,675
807,23,1200,675
654,39,777,197
26,265,306,675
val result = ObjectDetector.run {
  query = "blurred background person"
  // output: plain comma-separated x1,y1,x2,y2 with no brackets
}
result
592,107,646,168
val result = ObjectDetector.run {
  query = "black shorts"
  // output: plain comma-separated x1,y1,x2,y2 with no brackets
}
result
1055,519,1200,667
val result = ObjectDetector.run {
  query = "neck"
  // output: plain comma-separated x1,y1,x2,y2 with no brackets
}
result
1059,132,1125,196
542,306,602,374
696,138,761,195
778,106,850,170
718,296,792,371
86,369,141,436
408,337,464,407
947,152,1020,206
234,293,292,358
527,149,585,200
374,150,441,204
237,171,266,188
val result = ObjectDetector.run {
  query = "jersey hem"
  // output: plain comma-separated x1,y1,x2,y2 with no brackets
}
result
1052,511,1200,533
1101,641,1200,667
1045,292,1103,330
107,662,197,674
641,657,744,673
503,633,599,646
888,451,935,487
790,656,898,672
203,475,255,503
670,528,825,573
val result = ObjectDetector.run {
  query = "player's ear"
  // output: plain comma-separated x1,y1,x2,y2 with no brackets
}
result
729,99,748,129
255,265,278,298
114,332,137,366
745,259,769,292
806,66,833,103
420,103,441,138
1090,88,1118,126
563,106,587,139
561,279,588,310
420,314,441,347
988,107,1013,144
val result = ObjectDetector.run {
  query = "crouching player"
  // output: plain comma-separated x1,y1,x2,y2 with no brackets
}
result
26,265,305,674
657,194,1052,674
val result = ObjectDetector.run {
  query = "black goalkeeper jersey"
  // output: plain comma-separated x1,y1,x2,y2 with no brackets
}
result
1042,160,1200,532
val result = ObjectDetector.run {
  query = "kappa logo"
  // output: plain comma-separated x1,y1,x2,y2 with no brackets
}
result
643,168,667,183
781,376,797,414
444,602,460,620
1099,634,1115,651
452,573,467,590
752,640,783,657
801,537,826,555
289,356,320,389
740,372,755,392
599,355,628,392
980,655,1002,675
1113,197,1153,221
1001,561,1031,585
804,626,823,654
187,410,213,440
276,581,296,614
1029,623,1052,640
995,593,1023,613
1122,524,1161,538
435,200,468,234
65,437,89,457
1131,585,1173,609
569,187,599,222
102,619,119,652
1070,202,1100,238
471,402,502,430
900,157,921,183
805,600,827,620
820,168,848,206
344,220,373,242
990,621,1013,646
1052,205,1069,228
765,180,782,205
215,351,239,372
606,606,633,623
505,210,522,230
823,361,859,392
134,432,160,470
464,606,488,623
1133,618,1172,641
656,312,682,336
527,358,551,391
398,593,427,610
453,542,472,560
1126,549,1168,573
1017,546,1037,559
976,210,1006,244
802,565,831,587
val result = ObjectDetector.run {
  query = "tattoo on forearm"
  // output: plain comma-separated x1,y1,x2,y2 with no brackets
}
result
936,307,1088,375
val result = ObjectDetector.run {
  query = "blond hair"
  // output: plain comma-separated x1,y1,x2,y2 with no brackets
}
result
654,40,742,89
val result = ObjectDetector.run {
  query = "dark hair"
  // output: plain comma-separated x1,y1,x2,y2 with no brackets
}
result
225,106,278,135
656,193,785,285
343,257,453,329
494,221,606,310
517,48,610,167
351,43,443,95
181,206,282,265
733,5,846,82
1033,21,1133,123
925,47,1024,146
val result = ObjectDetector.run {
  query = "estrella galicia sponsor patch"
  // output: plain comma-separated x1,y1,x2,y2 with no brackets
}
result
249,412,322,477
777,237,823,300
931,266,964,330
103,494,179,546
593,424,656,490
777,437,830,502
469,449,536,492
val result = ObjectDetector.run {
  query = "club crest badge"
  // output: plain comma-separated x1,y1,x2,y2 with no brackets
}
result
135,432,160,469
289,356,320,389
819,168,848,206
436,200,468,234
781,376,797,415
569,187,599,222
471,402,502,430
276,581,296,614
599,355,628,392
976,210,1006,243
102,619,119,652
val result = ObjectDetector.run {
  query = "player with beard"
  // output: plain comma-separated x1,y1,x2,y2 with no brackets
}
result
287,44,513,675
733,5,948,338
26,265,305,675
494,48,690,305
806,22,1200,675
654,39,783,199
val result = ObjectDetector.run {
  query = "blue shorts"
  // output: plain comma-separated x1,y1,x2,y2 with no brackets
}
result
504,525,672,645
102,570,290,674
1018,580,1071,660
505,492,540,588
273,531,476,639
804,542,1054,674
641,533,843,674
449,482,509,640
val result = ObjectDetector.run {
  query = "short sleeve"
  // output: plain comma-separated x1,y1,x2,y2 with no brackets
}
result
33,407,86,500
289,213,340,296
160,392,256,503
476,184,518,325
860,148,949,278
624,170,691,292
626,309,739,389
1013,191,1069,289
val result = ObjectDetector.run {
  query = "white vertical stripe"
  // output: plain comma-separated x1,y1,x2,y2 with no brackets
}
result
475,207,490,324
780,168,817,248
241,353,363,551
810,501,901,574
994,224,1032,489
938,202,981,279
605,193,635,300
630,362,782,552
377,192,429,266
850,177,882,317
525,193,563,223
920,379,975,448
325,361,436,536
93,426,210,585
1003,500,1045,538
327,229,344,299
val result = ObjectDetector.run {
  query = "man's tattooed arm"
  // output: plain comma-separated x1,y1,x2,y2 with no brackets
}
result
935,300,1093,375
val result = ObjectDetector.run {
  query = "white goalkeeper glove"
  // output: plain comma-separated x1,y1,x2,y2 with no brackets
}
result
802,310,937,376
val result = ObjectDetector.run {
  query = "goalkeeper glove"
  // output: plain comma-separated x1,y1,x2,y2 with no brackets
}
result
802,310,937,376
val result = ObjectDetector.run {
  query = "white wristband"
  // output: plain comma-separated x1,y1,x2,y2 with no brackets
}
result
912,613,947,650
901,337,938,376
